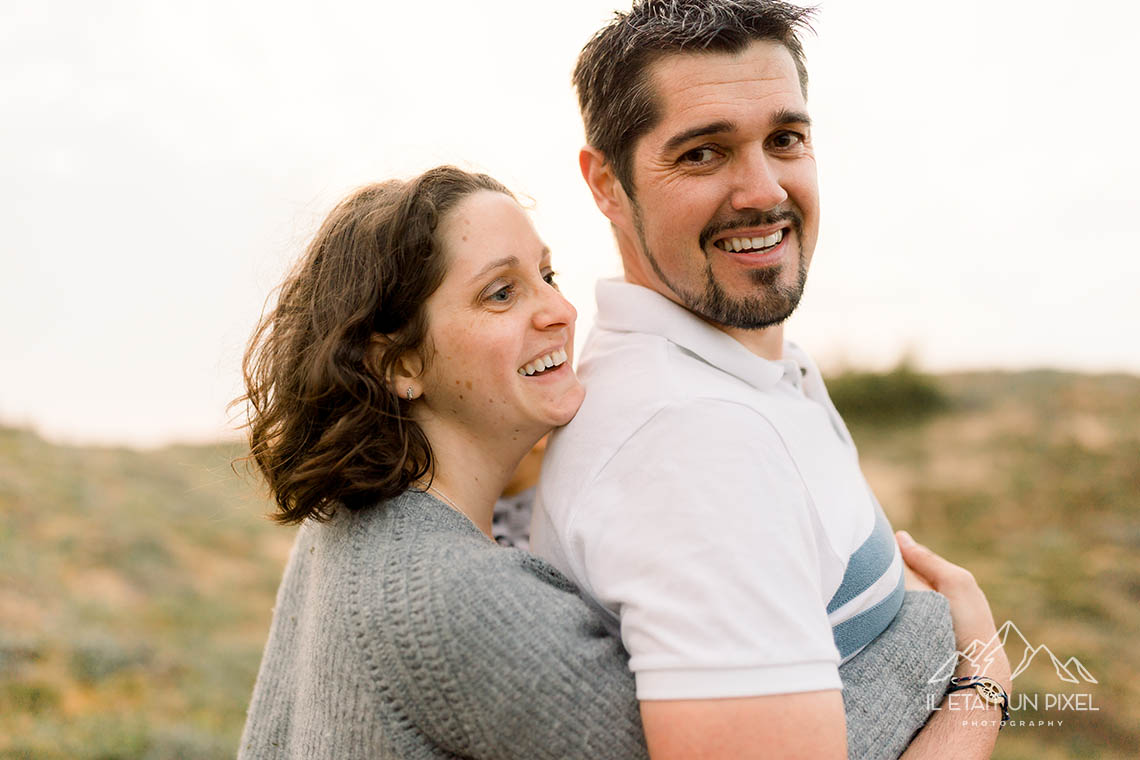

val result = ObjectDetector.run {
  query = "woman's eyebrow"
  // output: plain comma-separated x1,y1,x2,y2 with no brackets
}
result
469,256,519,283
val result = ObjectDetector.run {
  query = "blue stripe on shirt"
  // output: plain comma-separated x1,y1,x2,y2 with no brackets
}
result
826,499,895,614
832,571,906,659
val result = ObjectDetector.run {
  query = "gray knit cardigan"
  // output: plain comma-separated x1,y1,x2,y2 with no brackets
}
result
238,489,953,759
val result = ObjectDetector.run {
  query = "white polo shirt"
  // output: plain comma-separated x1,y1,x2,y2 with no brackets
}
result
531,279,905,700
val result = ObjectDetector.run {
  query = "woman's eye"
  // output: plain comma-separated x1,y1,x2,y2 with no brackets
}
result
680,147,719,164
543,270,558,287
487,284,514,303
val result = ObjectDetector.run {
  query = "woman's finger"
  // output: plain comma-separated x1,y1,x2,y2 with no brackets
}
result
902,563,935,591
897,530,981,596
895,530,958,589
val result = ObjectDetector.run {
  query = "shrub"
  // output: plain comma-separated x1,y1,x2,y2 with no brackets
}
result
0,635,45,676
2,681,61,714
69,636,150,684
826,360,948,426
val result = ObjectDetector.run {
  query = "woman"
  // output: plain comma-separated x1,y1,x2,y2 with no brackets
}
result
237,167,646,759
237,166,1009,759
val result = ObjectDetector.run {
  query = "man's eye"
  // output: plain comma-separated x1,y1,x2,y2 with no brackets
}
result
770,132,804,150
680,147,719,164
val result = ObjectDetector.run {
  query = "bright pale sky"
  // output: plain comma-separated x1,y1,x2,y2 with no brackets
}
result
3,0,1138,446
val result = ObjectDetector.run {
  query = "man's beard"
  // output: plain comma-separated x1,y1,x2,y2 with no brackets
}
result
632,204,809,330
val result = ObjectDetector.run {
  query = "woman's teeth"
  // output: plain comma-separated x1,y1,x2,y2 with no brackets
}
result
518,348,568,376
715,229,784,253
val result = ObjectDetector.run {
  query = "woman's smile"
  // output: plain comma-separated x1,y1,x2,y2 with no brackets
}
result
416,190,585,438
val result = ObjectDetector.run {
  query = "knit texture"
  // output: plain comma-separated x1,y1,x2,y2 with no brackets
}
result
238,490,648,759
841,591,956,759
239,490,953,758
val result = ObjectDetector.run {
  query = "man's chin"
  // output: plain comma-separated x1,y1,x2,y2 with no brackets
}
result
688,273,805,331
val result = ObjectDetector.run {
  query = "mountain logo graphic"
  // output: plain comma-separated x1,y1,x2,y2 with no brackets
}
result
929,620,1098,685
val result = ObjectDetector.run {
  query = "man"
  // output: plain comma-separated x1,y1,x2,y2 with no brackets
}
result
531,2,1010,757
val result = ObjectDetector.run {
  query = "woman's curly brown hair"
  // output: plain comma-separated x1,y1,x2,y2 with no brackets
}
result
237,166,511,524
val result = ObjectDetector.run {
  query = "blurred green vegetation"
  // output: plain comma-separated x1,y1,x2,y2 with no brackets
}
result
827,359,948,426
838,369,1140,759
0,431,293,759
1,368,1138,758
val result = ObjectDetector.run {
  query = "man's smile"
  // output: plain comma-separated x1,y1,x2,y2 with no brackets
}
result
712,227,786,254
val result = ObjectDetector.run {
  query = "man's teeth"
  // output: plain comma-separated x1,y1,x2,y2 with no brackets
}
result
518,348,568,376
715,229,784,252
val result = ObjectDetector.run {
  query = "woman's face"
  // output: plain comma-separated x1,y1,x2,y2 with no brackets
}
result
415,190,585,440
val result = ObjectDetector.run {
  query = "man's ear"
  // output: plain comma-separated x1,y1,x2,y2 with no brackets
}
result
579,145,631,226
369,334,425,399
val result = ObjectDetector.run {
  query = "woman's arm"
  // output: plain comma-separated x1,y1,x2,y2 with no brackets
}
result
840,590,956,759
391,549,649,760
896,531,1011,760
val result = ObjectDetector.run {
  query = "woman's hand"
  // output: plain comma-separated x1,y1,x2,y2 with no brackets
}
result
895,531,1012,758
902,562,934,591
895,530,1012,690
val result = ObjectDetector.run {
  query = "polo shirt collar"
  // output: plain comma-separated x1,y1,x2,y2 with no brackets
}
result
594,278,789,391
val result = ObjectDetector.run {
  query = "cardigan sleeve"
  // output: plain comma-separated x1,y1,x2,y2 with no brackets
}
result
375,542,649,760
839,590,956,758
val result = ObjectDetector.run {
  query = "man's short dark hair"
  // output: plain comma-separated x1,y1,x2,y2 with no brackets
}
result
573,0,816,198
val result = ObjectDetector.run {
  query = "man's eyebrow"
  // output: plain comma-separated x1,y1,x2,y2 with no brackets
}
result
773,108,812,127
661,120,735,156
660,110,811,156
470,255,519,283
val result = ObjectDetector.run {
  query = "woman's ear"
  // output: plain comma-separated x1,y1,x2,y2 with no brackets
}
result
369,334,425,401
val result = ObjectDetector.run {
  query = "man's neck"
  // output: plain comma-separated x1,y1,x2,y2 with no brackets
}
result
618,246,788,362
717,321,785,361
620,273,787,361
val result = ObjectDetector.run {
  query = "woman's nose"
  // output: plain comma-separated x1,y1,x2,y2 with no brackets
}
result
533,283,576,330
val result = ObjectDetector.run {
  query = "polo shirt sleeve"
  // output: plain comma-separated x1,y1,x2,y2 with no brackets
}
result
565,398,842,700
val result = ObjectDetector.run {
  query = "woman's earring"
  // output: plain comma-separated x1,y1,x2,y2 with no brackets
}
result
406,387,414,401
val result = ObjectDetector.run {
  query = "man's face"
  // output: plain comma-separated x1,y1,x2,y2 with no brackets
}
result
618,39,819,330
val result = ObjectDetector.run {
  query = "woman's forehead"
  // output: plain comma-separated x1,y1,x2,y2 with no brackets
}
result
439,191,547,278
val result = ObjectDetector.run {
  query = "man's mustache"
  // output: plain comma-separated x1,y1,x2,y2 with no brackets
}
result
699,208,802,250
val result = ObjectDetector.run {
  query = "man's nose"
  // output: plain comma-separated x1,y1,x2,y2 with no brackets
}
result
730,148,788,211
